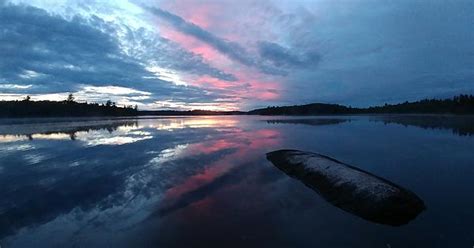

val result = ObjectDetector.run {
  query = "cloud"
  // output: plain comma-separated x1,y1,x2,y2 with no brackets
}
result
0,84,32,89
144,6,288,76
0,3,158,91
0,2,239,108
257,41,320,68
2,0,473,110
118,26,237,82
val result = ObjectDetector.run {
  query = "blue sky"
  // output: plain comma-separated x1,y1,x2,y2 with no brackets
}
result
0,0,473,110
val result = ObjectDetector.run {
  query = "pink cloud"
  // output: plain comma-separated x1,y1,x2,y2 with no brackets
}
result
160,0,277,42
159,24,232,72
153,1,285,107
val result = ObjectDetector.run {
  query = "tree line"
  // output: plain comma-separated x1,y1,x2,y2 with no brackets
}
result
249,94,474,115
1,94,473,117
365,94,474,114
0,94,139,117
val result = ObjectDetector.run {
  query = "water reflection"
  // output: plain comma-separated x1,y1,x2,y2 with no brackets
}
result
265,118,350,126
372,115,474,136
0,120,154,147
147,116,239,130
0,116,282,246
0,116,473,247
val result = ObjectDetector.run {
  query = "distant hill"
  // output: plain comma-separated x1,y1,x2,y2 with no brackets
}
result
249,103,356,115
249,94,474,115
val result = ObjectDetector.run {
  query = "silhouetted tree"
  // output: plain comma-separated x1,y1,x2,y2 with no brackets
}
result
66,93,75,103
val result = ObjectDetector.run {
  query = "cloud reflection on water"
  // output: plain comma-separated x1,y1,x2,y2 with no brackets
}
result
5,116,445,247
0,116,285,246
0,120,151,147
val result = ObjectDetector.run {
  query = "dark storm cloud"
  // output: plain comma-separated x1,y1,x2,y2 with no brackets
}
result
144,6,289,76
0,2,234,103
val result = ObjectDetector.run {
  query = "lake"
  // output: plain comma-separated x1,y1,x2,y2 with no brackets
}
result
0,115,473,247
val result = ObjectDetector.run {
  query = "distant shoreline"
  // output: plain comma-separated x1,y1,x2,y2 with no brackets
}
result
1,94,473,118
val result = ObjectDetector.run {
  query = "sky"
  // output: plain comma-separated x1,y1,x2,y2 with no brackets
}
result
0,0,473,110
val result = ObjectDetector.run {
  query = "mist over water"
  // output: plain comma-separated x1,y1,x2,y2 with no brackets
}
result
0,115,473,247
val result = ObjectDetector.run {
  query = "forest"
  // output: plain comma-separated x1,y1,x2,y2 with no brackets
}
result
0,94,138,117
249,95,474,115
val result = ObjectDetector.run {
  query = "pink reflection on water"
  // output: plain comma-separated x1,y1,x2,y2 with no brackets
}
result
161,127,281,208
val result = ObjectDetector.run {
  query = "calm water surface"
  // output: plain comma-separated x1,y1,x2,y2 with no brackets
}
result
0,115,473,247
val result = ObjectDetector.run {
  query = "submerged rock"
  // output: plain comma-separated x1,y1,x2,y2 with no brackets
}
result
266,149,425,226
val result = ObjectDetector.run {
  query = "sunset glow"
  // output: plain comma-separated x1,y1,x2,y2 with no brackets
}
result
1,0,472,110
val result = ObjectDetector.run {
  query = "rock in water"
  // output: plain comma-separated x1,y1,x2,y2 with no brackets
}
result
266,149,425,226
